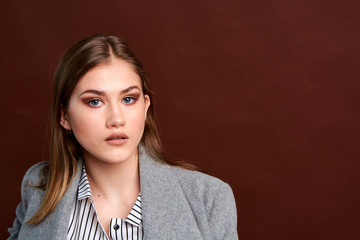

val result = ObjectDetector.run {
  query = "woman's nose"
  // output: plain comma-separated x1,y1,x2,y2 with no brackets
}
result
106,105,126,128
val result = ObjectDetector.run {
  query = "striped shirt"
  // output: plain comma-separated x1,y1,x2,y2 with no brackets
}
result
67,166,143,240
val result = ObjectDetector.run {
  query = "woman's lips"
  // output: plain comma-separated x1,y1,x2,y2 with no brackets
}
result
106,138,128,145
105,133,128,145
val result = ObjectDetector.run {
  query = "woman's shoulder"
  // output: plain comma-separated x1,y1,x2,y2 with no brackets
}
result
174,165,226,185
20,162,48,196
164,163,237,233
166,164,235,201
22,162,48,185
12,162,48,213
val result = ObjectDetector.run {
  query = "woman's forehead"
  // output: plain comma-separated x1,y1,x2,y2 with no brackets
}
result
74,58,142,94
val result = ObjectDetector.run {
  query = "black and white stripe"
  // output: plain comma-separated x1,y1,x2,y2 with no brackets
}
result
67,166,143,240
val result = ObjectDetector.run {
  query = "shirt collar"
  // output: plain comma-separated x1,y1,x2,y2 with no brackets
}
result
77,165,142,226
77,165,92,200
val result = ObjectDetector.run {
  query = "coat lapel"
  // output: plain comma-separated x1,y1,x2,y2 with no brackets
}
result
19,160,83,240
48,161,82,239
139,146,204,239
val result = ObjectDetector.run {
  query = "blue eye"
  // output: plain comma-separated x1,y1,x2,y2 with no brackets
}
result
88,99,102,107
123,97,135,104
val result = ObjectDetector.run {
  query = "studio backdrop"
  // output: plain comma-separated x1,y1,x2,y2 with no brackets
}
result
1,0,359,239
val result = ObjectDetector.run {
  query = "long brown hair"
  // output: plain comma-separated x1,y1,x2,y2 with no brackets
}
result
27,34,195,225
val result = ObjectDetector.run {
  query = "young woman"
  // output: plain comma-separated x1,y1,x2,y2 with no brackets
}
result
8,34,238,240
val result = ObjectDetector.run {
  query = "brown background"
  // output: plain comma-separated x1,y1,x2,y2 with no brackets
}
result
1,0,359,239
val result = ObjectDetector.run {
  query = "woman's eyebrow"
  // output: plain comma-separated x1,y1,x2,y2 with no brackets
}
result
79,89,104,97
121,85,141,94
79,85,141,97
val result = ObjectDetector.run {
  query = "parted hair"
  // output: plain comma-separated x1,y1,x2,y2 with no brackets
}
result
27,34,195,225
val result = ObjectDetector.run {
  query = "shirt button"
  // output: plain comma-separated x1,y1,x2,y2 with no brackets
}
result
113,224,120,230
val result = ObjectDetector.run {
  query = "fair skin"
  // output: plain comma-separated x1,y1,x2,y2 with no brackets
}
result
60,58,150,235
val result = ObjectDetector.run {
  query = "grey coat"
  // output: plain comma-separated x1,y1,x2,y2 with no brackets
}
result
8,147,238,240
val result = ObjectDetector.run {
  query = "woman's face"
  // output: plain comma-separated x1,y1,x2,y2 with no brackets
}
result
60,58,150,166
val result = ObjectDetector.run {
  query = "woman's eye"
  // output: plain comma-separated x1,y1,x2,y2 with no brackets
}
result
88,99,102,107
123,97,135,104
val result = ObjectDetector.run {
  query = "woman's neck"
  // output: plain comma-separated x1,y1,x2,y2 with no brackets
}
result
83,151,140,201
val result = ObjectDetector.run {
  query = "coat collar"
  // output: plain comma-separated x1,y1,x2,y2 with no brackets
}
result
20,160,83,240
138,145,182,239
138,145,203,239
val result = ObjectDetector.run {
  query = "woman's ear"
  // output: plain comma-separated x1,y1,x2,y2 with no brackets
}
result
60,107,72,130
144,95,150,119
